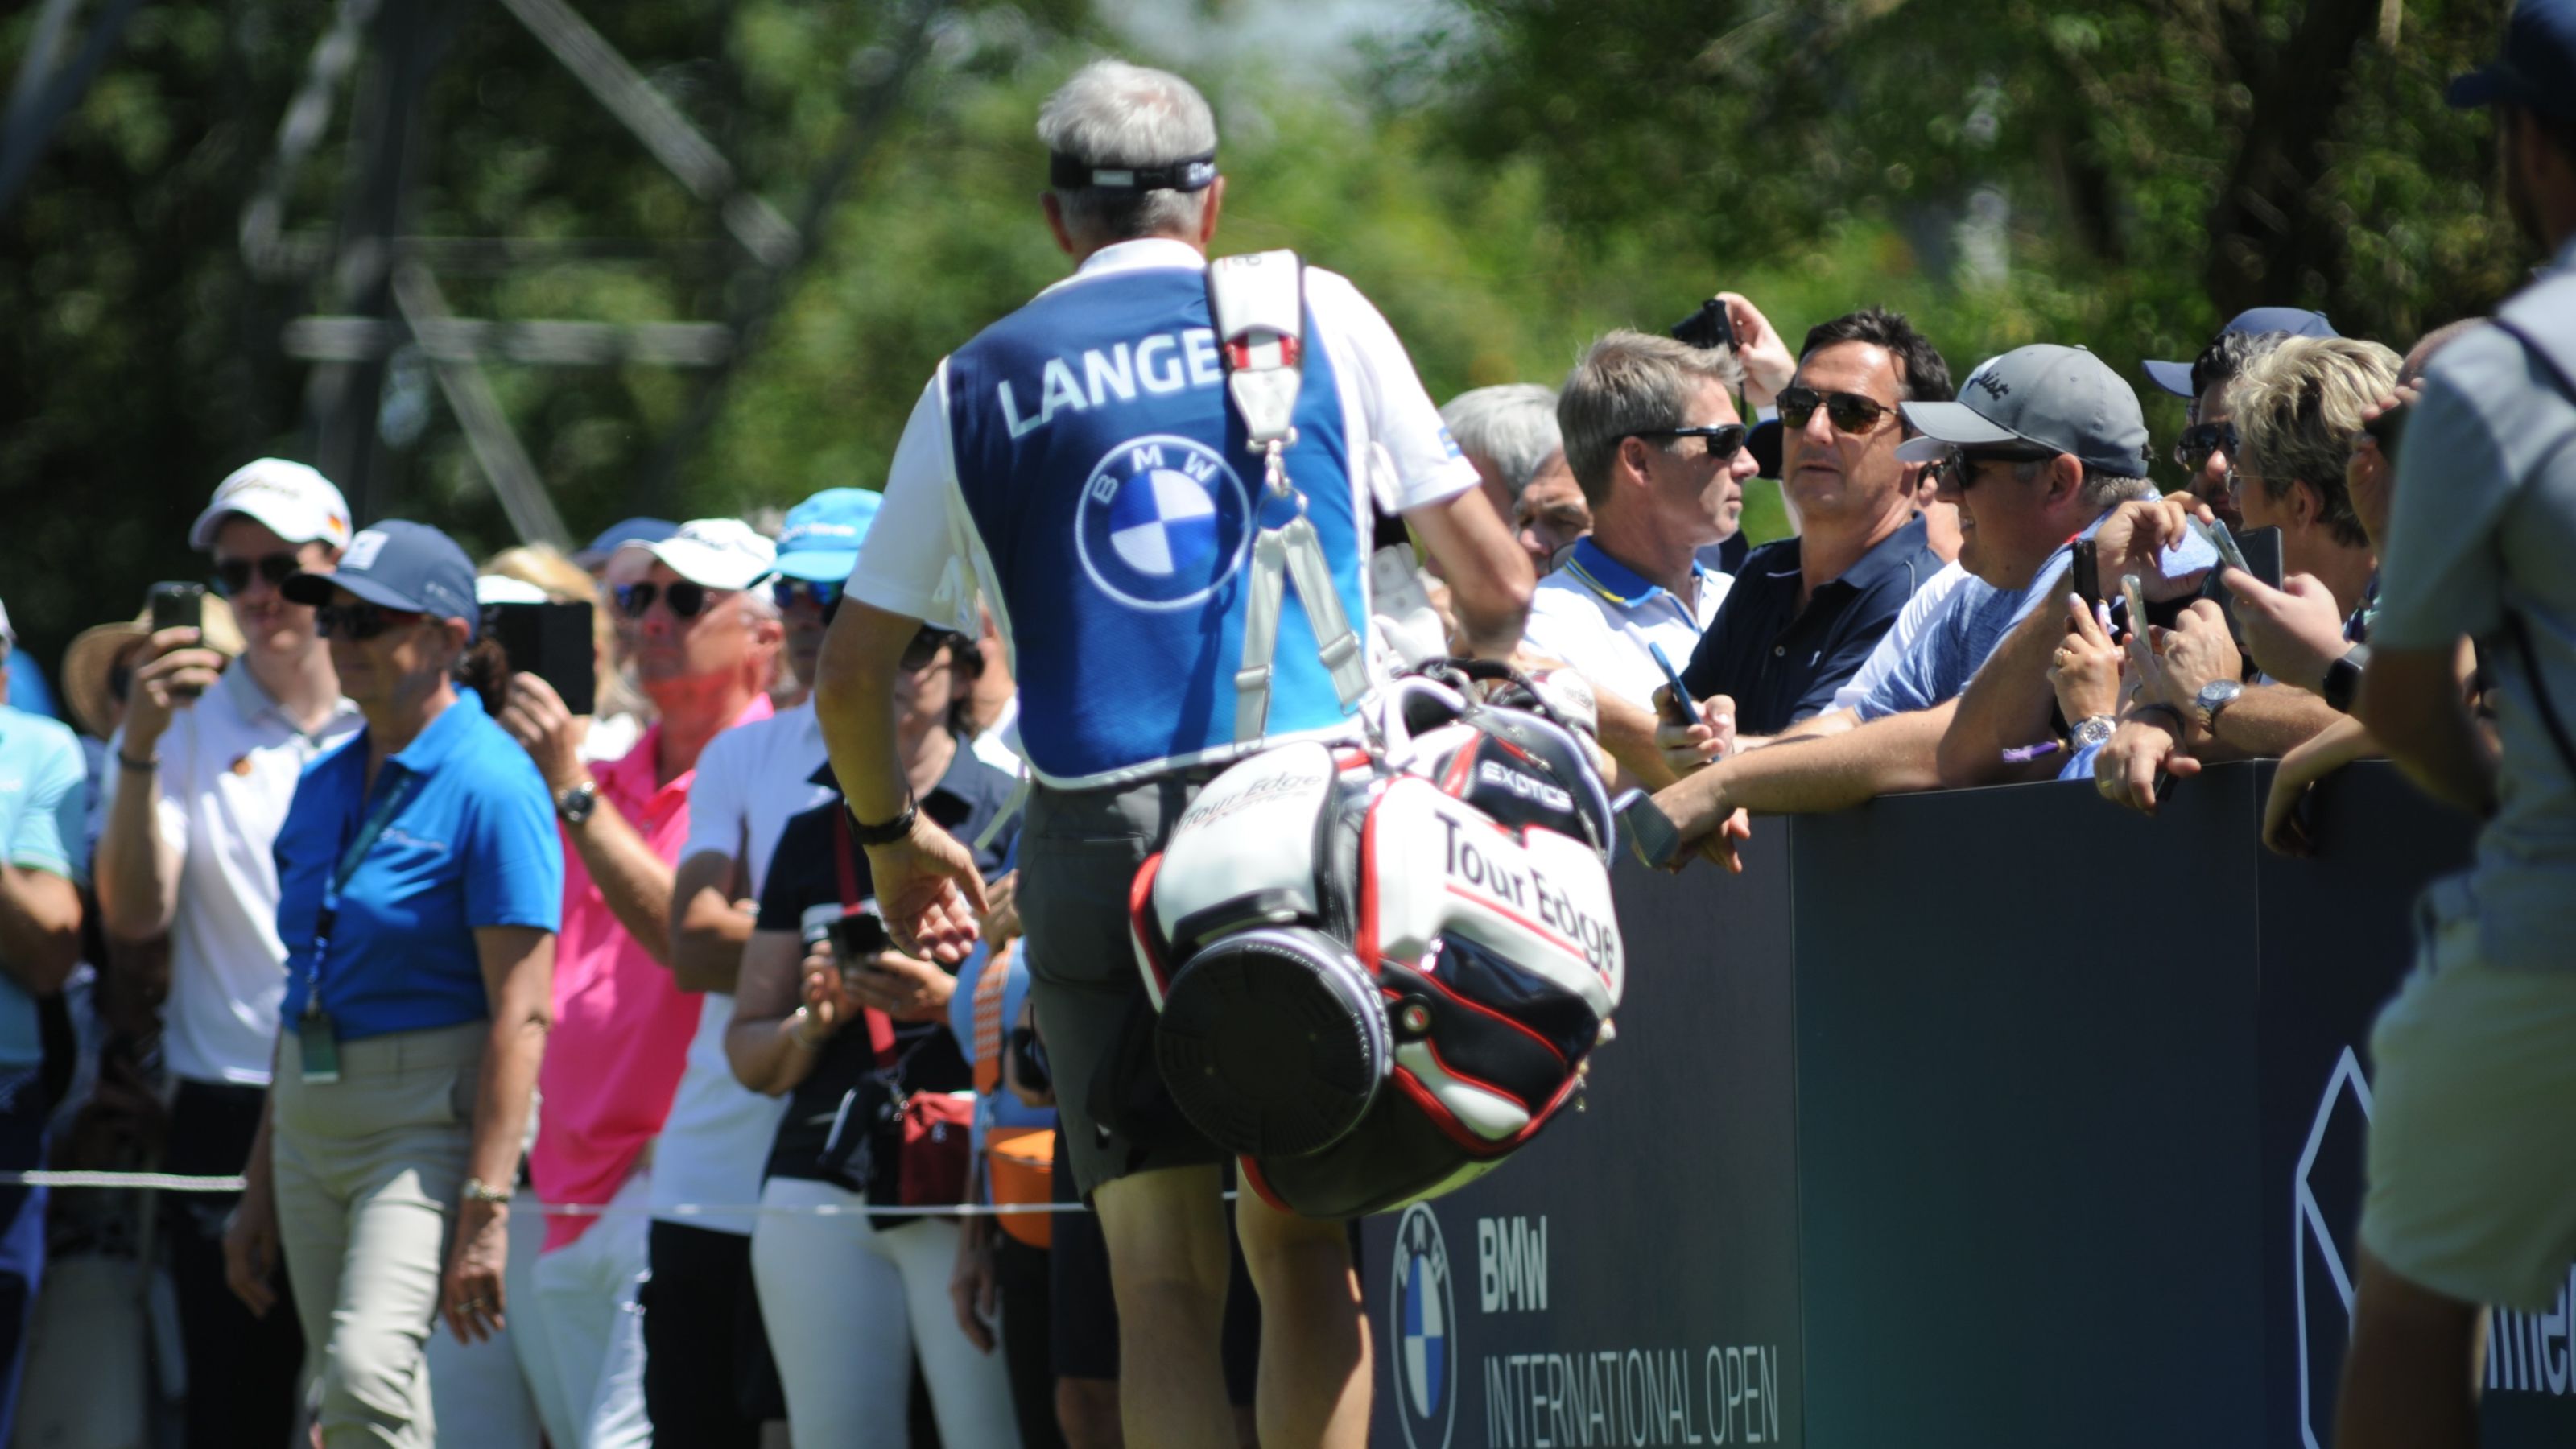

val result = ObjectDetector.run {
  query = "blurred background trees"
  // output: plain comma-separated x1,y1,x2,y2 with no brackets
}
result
0,0,2528,685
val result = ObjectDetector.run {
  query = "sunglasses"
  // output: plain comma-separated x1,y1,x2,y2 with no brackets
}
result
1633,423,1748,461
1930,446,2055,490
614,580,729,620
315,601,423,642
2173,421,2238,473
772,577,844,621
213,551,302,597
1777,385,1895,436
901,628,970,671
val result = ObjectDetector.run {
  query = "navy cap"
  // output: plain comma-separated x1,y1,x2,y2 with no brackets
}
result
1744,418,1783,480
2450,0,2576,121
2140,308,2339,398
283,520,482,638
574,517,678,571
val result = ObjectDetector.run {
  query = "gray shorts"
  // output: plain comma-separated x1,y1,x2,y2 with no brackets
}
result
1018,772,1227,1197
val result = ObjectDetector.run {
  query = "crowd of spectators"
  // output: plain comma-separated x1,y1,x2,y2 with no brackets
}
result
0,12,2570,1449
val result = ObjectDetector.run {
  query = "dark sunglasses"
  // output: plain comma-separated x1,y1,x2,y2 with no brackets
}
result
1777,385,1895,436
901,628,966,671
212,551,302,597
315,601,423,642
614,580,725,620
1930,445,2055,490
772,577,844,621
1633,423,1748,460
2173,421,2238,472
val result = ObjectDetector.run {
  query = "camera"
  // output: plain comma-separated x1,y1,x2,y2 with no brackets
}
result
1007,1023,1051,1096
1670,297,1738,354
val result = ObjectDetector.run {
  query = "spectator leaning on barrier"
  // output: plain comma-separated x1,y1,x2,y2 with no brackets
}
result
1524,329,1749,768
0,595,87,1445
727,626,1023,1449
815,58,1530,1448
93,458,361,1449
658,494,881,1449
1442,384,1587,575
1645,305,1955,774
224,521,560,1449
1648,344,2156,865
2145,308,2336,527
2330,10,2576,1443
496,518,781,1449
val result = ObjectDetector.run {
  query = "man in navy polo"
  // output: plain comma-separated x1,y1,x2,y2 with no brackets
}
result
814,57,1530,1449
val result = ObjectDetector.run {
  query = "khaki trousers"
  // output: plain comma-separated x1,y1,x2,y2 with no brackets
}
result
273,1022,484,1449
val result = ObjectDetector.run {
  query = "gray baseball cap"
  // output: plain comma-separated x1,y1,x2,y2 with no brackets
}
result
1895,344,2151,479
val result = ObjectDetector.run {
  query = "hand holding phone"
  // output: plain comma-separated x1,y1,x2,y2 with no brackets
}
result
1646,642,1703,728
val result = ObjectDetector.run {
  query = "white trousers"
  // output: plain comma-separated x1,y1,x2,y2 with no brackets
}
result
750,1175,1022,1449
526,1170,653,1449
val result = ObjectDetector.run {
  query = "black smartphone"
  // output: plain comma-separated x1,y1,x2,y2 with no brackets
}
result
1614,789,1691,871
1670,298,1737,353
1008,1023,1052,1096
484,600,596,716
2070,539,2103,610
2235,526,2285,592
2363,403,2408,464
828,909,891,963
1646,642,1703,728
148,581,204,634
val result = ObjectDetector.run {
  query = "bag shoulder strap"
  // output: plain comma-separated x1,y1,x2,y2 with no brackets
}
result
828,807,901,1069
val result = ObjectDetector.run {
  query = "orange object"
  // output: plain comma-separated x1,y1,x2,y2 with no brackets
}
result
985,1127,1056,1249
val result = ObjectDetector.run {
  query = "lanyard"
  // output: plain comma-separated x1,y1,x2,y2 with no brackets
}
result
303,770,417,1019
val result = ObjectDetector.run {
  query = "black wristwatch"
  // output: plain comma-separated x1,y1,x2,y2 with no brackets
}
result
847,796,918,846
555,780,600,825
2322,651,2364,715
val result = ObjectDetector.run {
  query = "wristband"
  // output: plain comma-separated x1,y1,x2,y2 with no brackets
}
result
847,797,918,847
117,752,158,774
461,1178,514,1205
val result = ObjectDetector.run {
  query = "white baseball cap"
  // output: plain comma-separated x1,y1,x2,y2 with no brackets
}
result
188,459,355,551
613,518,778,592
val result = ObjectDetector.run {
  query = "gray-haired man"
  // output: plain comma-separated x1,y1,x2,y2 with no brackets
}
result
815,58,1531,1449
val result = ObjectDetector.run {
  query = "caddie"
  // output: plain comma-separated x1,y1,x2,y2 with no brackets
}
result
813,57,1531,1449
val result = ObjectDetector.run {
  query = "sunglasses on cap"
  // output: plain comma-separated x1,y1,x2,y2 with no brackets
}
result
212,551,301,597
1632,423,1748,460
772,576,844,621
1777,385,1896,436
614,580,732,620
2173,421,2238,473
316,601,424,642
901,628,966,671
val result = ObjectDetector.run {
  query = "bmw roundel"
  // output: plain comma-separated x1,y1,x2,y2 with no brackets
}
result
1075,433,1254,610
1390,1203,1458,1449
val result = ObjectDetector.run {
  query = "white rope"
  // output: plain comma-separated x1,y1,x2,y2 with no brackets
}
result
0,1170,1239,1217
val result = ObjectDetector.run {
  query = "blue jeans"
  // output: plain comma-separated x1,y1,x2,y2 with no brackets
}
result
0,1070,51,1446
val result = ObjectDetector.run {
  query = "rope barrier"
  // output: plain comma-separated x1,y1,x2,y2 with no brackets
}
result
0,1169,1232,1217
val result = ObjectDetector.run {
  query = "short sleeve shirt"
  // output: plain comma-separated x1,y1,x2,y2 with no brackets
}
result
2378,269,2576,970
1521,537,1731,712
1830,560,1974,715
0,705,88,1070
1681,515,1943,735
1858,531,2087,721
104,665,362,1085
275,691,564,1042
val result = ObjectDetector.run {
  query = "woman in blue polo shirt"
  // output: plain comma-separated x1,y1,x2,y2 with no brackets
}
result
220,521,562,1449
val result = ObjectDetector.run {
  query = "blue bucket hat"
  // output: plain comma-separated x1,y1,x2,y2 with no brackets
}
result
773,489,882,583
283,519,481,639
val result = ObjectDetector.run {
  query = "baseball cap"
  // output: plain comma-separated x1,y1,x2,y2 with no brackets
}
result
1895,344,2152,479
1744,418,1783,480
2140,308,2339,398
615,518,778,592
283,520,481,638
2449,0,2576,122
474,575,553,606
188,459,354,551
773,489,882,582
573,517,679,571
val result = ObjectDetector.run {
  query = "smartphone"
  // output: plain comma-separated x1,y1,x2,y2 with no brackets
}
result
2235,526,2285,592
2120,573,2154,647
2363,403,2408,464
484,600,596,716
2070,539,2103,609
2191,517,2252,576
828,908,891,964
1670,298,1737,354
1614,789,1691,871
148,581,204,634
1646,642,1703,728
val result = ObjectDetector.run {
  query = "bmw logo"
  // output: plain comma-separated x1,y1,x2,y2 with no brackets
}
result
1390,1203,1457,1449
1074,433,1254,610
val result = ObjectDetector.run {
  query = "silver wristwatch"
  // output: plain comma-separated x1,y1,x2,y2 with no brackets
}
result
2193,679,2245,732
2070,714,2116,750
555,780,600,825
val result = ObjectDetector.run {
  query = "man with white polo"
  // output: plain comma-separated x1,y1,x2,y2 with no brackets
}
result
95,460,361,1448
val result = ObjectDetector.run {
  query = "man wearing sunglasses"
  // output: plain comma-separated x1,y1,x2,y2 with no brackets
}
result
1627,308,1956,783
95,458,362,1447
2144,308,2334,528
1523,330,1750,764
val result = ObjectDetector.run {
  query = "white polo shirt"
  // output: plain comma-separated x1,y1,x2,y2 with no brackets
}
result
657,700,832,1235
1522,536,1732,711
105,663,361,1086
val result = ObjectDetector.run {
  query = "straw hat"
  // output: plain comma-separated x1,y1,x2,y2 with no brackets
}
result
60,597,246,741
